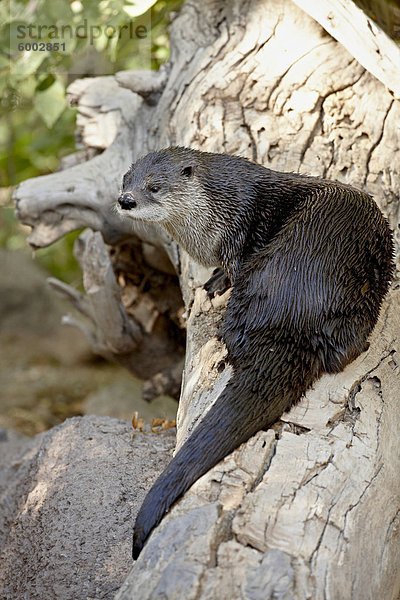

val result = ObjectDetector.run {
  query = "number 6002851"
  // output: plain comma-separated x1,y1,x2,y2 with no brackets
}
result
17,42,66,51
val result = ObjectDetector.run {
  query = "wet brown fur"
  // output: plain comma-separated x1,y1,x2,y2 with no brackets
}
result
118,147,394,559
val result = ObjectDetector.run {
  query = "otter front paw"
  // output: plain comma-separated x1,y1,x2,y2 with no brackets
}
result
204,268,231,297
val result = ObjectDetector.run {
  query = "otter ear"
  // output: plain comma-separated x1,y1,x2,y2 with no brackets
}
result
181,165,194,178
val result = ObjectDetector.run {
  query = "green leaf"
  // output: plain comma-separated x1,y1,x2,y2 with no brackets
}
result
36,74,56,91
123,0,158,18
33,79,66,128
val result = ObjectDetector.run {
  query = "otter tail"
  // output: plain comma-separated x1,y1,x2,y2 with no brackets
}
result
132,343,314,559
131,183,394,560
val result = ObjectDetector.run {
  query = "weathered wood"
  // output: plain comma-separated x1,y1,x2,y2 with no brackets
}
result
292,0,400,99
142,357,185,402
48,228,185,382
115,66,169,105
117,291,400,600
14,76,168,249
12,0,400,598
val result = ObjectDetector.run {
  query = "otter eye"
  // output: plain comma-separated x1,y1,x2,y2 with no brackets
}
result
148,184,160,193
181,165,193,178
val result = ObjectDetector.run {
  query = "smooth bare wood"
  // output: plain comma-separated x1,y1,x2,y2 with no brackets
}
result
73,229,142,354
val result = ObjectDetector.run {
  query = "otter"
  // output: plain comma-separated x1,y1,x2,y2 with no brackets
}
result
117,146,394,560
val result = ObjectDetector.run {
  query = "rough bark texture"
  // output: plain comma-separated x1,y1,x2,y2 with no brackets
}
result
116,294,400,600
11,0,400,598
292,0,400,99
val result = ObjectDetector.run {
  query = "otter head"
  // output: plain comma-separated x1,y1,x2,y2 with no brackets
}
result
117,147,198,224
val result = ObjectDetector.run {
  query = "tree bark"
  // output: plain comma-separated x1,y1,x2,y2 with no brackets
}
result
13,0,400,598
292,0,400,99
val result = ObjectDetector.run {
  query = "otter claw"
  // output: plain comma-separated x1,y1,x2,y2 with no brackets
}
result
204,268,231,297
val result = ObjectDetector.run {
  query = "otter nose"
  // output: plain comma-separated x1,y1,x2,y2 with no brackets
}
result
118,193,137,210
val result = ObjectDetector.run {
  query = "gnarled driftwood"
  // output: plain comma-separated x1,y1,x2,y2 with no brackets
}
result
12,0,400,598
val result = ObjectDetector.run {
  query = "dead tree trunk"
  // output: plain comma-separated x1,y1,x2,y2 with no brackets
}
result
14,0,400,598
